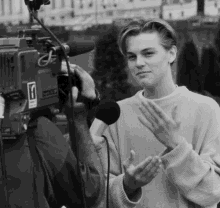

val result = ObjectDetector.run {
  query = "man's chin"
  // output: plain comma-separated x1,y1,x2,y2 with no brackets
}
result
138,80,155,88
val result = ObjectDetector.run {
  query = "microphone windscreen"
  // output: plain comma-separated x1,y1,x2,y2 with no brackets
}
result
95,100,120,125
67,40,94,57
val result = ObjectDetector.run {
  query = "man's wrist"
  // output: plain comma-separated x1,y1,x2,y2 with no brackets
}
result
123,179,140,200
167,137,185,150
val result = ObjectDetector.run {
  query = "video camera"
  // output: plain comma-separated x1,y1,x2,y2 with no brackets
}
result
0,1,95,139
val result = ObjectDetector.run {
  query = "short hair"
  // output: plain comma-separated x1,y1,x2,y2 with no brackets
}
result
118,18,177,58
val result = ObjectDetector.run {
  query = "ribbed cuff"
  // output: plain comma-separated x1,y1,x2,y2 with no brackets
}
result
110,174,142,207
160,137,192,170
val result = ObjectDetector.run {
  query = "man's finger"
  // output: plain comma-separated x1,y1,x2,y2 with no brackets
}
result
123,150,135,170
148,101,174,125
66,86,78,107
142,156,162,177
141,101,161,125
71,86,79,103
69,87,85,109
172,105,180,127
134,156,153,173
139,106,157,129
61,62,85,76
138,116,155,133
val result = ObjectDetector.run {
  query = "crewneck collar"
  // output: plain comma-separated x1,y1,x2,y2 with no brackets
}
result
136,86,188,107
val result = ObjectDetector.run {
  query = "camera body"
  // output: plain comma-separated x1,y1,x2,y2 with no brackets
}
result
0,29,71,139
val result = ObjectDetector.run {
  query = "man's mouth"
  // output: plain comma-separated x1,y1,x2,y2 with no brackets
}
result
136,71,151,76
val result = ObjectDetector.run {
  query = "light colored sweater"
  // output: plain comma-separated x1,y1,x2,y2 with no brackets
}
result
91,86,220,208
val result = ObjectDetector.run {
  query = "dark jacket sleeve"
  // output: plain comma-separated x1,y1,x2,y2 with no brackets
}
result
34,116,103,208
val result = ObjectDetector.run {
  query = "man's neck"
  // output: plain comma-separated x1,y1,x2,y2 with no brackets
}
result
143,79,177,100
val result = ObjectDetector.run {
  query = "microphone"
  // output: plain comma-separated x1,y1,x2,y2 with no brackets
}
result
51,40,95,57
90,100,120,136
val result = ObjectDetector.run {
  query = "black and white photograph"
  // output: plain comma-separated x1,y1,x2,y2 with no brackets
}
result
0,0,220,208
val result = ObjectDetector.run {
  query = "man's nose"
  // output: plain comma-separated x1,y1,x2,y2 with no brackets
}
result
136,56,145,68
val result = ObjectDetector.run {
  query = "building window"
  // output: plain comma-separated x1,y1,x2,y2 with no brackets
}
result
80,0,83,9
89,2,93,7
20,0,23,14
113,0,117,7
169,13,172,19
52,0,55,9
0,0,4,16
9,0,12,14
61,0,65,8
102,0,106,8
71,11,74,17
106,11,113,16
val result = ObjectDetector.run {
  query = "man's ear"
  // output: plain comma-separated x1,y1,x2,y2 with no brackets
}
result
169,45,177,64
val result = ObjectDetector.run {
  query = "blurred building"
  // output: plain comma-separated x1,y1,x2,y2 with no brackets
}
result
0,0,162,30
37,0,74,26
0,0,29,25
0,0,75,26
163,0,197,20
0,0,220,30
205,0,220,16
66,0,163,30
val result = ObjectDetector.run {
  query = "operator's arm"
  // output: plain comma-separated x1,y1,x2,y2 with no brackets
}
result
34,115,104,208
34,62,104,208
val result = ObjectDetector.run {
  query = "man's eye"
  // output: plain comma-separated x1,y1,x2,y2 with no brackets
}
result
127,56,136,60
143,52,154,57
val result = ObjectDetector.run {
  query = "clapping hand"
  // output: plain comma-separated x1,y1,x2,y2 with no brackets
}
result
123,150,162,197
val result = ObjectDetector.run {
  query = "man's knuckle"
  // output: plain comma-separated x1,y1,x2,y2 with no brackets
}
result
134,174,141,182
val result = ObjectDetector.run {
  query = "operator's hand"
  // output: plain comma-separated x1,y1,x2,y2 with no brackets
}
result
61,62,96,120
123,150,162,198
61,62,96,100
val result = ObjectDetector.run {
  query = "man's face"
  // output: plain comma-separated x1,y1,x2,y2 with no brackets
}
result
125,32,176,88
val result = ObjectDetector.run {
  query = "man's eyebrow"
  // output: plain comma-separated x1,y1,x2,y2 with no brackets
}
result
141,48,155,52
126,48,155,55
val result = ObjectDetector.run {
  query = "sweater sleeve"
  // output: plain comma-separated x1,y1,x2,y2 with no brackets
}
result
35,117,104,208
160,99,220,207
91,119,142,208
